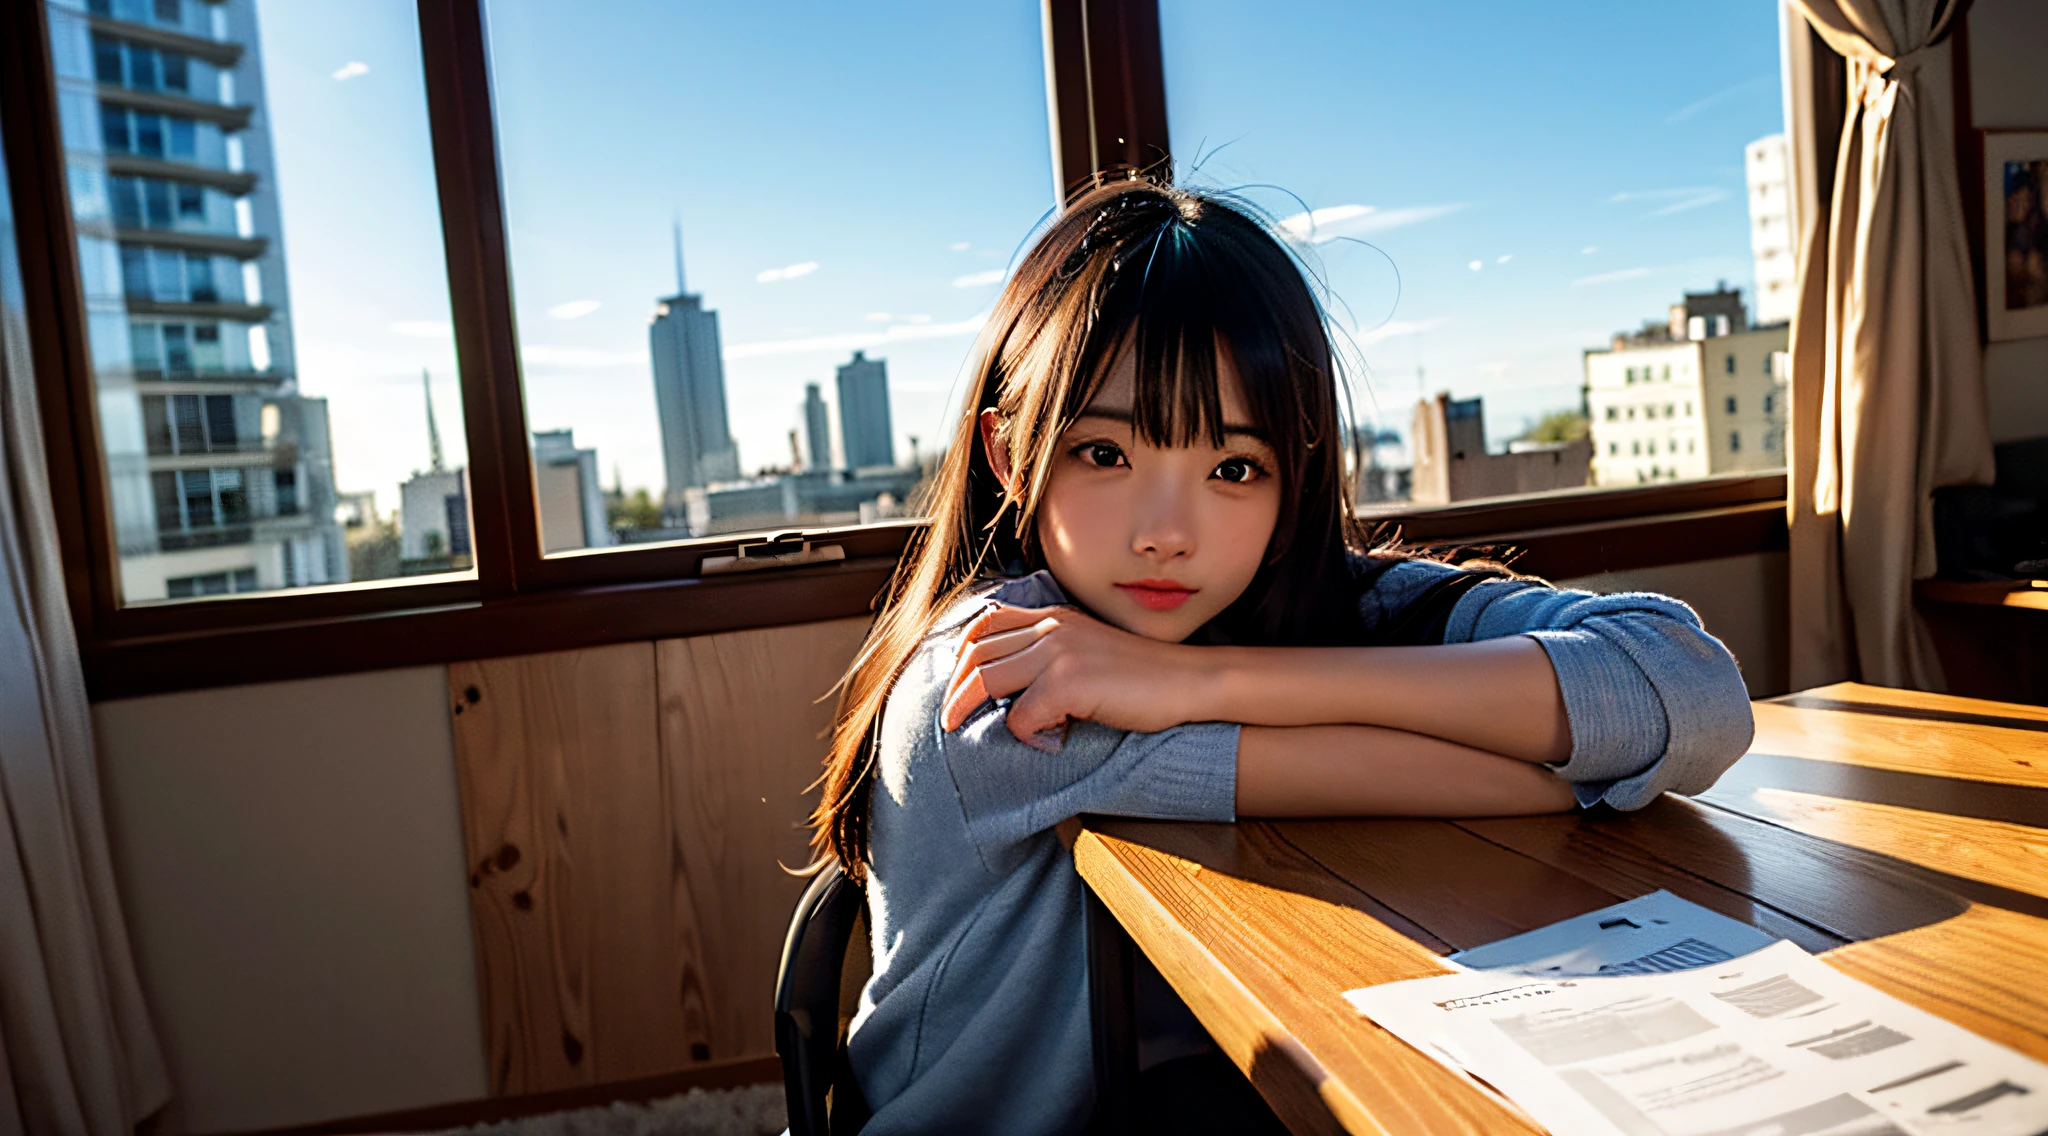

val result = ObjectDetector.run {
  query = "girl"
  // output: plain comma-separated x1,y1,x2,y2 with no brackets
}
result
808,178,1753,1135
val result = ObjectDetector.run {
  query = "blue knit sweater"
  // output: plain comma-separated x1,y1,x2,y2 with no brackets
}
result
845,561,1754,1135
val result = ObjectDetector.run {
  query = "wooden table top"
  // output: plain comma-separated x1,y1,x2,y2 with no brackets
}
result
1074,682,2048,1136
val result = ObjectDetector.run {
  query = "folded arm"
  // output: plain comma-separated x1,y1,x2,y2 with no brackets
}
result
1236,724,1575,817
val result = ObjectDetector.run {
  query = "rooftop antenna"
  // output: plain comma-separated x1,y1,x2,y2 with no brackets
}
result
423,367,445,474
672,215,687,296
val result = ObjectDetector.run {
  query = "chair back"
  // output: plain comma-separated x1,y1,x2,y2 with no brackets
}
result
775,860,869,1136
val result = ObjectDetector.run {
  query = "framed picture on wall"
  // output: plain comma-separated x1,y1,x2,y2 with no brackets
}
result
1987,130,2048,342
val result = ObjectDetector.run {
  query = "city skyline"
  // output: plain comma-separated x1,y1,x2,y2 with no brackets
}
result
240,0,1781,529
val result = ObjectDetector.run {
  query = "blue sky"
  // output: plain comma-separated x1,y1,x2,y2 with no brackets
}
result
255,1,1782,519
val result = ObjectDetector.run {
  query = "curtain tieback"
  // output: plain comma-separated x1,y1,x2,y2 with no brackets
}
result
1877,43,1933,80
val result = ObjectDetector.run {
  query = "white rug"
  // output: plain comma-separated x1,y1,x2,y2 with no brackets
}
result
412,1085,786,1136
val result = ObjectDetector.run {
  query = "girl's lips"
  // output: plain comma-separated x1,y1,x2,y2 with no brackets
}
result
1115,580,1198,611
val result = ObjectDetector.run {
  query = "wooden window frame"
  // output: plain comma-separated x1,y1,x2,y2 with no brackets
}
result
2,0,1810,700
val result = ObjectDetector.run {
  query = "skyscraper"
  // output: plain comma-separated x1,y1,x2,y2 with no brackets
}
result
49,0,346,600
803,382,832,472
1746,134,1796,327
649,225,740,511
836,351,894,471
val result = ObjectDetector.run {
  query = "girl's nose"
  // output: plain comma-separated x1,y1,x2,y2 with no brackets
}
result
1129,474,1196,560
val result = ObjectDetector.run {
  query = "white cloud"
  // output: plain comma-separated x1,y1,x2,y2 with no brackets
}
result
1355,317,1447,347
952,269,1005,288
1495,254,1513,264
520,345,649,368
1572,267,1656,287
1664,75,1774,125
1478,361,1510,378
332,61,369,81
1650,190,1729,216
863,312,932,324
1582,245,1599,255
1276,202,1466,244
1278,204,1373,240
1607,186,1731,216
547,299,601,320
756,261,819,283
949,241,971,251
1468,260,1484,272
727,311,989,360
390,320,451,338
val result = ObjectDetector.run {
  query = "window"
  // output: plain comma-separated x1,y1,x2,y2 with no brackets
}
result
1726,395,1738,414
1161,1,1786,500
1729,431,1741,453
45,0,469,604
1725,354,1736,374
166,568,259,599
1763,393,1775,414
484,2,1052,549
1604,406,1617,421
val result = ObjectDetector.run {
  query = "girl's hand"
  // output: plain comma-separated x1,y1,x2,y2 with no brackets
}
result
941,602,1208,744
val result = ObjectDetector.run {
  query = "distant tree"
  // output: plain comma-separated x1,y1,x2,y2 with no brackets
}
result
346,516,401,581
1520,409,1590,445
608,487,662,532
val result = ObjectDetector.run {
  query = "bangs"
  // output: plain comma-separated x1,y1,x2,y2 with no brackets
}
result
1057,198,1323,460
1064,210,1302,450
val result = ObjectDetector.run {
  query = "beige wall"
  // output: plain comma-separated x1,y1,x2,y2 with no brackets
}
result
1971,0,2048,443
94,667,488,1133
1558,550,1790,698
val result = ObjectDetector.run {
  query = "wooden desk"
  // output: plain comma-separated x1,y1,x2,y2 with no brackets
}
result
1075,682,2048,1136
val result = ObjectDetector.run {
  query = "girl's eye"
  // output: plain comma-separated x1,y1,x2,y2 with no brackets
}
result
1212,457,1264,484
1074,442,1127,468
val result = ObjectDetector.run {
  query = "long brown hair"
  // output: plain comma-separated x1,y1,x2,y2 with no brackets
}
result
808,177,1375,880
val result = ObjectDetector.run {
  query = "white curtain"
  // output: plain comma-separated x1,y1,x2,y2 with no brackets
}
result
1785,0,1995,690
0,145,171,1131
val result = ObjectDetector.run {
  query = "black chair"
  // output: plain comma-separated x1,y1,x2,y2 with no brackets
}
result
775,860,870,1136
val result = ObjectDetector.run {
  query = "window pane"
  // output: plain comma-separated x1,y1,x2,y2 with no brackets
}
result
45,0,470,603
484,1,1052,549
1161,2,1790,503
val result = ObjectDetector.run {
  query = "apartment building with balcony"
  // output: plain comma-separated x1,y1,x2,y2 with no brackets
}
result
49,0,343,601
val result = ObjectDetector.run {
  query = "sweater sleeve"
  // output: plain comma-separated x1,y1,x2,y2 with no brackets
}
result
1442,578,1754,810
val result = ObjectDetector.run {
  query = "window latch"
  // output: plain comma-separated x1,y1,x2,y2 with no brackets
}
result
699,531,846,575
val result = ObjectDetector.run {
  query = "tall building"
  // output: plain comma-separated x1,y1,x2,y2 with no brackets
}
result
803,382,832,472
1583,294,1788,487
532,429,610,553
649,227,740,511
836,350,894,470
1747,134,1796,327
48,0,346,601
1408,395,1589,505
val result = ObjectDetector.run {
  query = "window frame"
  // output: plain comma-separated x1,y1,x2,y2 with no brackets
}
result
0,0,1841,699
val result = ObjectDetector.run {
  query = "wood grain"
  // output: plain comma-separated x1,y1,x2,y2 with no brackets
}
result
1076,821,1541,1136
654,616,871,1066
1454,813,1849,954
1783,680,2048,723
1821,905,2048,1062
1715,788,2048,901
1273,819,1623,952
449,618,871,1095
449,643,679,1094
1750,701,2048,789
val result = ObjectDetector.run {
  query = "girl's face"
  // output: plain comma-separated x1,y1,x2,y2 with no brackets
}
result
991,348,1283,642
